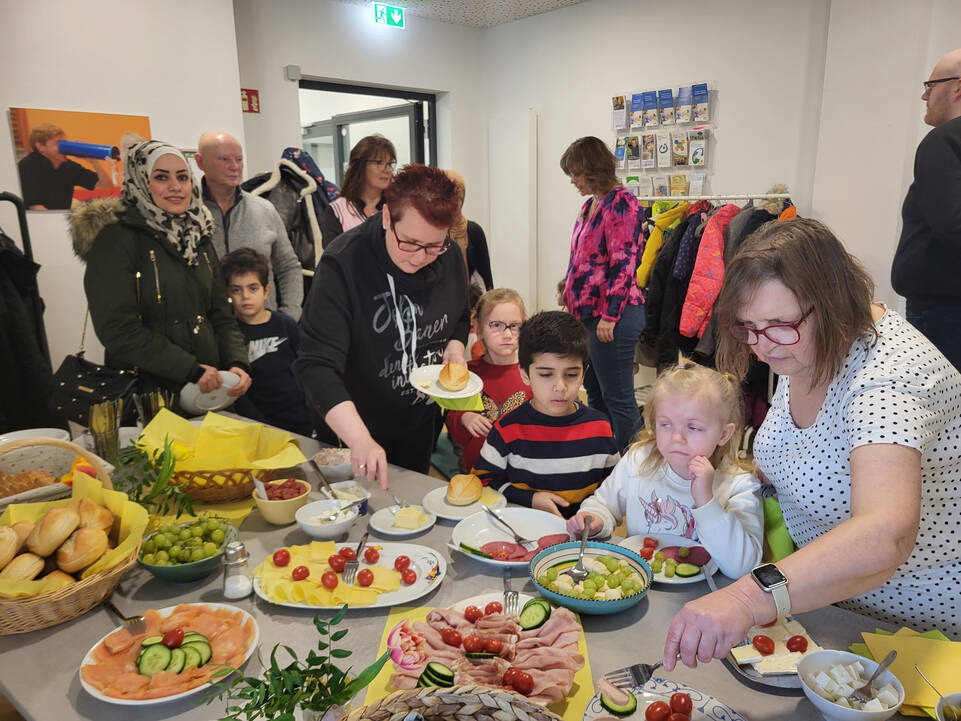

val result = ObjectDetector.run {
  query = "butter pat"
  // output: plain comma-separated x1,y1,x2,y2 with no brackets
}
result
479,487,502,507
393,506,428,530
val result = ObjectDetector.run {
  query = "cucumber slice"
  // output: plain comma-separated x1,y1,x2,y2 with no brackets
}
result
181,645,202,669
464,651,498,659
140,635,164,646
424,662,454,686
182,632,208,645
417,674,433,688
137,644,171,676
675,562,701,577
183,640,212,666
522,598,551,614
600,689,638,716
166,647,186,674
458,542,492,558
518,600,550,630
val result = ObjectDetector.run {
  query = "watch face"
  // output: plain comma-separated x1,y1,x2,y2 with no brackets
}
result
753,564,786,587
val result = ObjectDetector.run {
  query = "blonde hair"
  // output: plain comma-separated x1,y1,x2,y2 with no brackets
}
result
633,355,744,474
28,123,63,150
474,288,526,327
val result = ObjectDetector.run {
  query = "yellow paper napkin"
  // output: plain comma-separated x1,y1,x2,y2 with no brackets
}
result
862,631,961,708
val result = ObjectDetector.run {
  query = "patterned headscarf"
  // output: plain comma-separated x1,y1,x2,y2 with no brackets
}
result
122,140,213,265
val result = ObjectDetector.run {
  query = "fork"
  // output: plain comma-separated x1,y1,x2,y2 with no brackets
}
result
849,649,897,705
341,531,369,585
603,660,663,690
484,506,539,549
502,568,519,616
103,596,147,635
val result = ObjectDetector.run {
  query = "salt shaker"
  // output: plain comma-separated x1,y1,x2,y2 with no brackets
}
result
223,540,253,599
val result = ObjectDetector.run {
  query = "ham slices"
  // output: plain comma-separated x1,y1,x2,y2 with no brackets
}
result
480,533,571,562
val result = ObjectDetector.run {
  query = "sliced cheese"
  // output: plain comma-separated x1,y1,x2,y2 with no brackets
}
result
731,645,763,664
755,650,803,674
479,486,503,507
393,506,427,530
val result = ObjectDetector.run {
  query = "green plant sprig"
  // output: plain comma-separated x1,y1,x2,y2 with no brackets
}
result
209,605,389,721
113,436,195,518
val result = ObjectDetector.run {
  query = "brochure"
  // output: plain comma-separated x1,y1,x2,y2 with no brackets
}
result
612,95,627,130
688,129,707,166
671,131,688,166
653,175,669,197
630,93,645,128
614,136,627,167
670,173,689,196
641,133,656,169
626,135,641,169
642,91,659,126
692,83,710,122
658,88,676,125
625,175,641,196
676,86,693,123
655,132,671,168
689,171,707,196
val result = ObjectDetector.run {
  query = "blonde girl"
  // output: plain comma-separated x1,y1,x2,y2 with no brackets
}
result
568,356,763,579
445,288,531,472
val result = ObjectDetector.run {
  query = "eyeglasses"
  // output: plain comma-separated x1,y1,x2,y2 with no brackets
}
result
367,159,396,171
923,77,959,93
389,218,451,256
729,307,813,346
486,320,522,334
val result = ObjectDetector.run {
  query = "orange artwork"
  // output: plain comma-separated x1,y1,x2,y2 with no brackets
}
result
10,107,151,211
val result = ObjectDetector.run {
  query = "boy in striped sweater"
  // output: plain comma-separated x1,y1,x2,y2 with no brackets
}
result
473,311,619,518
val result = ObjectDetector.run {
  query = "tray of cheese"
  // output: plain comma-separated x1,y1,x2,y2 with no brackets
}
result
727,616,822,689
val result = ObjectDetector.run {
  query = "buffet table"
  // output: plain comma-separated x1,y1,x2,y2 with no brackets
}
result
0,432,911,721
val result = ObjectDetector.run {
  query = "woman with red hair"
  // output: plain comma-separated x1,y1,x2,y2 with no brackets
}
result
295,164,469,486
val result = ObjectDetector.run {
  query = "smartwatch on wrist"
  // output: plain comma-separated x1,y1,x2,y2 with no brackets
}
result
751,563,791,618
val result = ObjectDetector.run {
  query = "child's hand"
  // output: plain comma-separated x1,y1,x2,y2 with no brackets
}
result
567,512,603,538
532,491,570,517
461,412,492,438
688,455,716,507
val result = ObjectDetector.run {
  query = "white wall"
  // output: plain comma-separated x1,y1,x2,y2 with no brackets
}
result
0,0,244,369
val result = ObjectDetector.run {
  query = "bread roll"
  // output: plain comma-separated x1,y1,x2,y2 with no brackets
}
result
446,473,482,506
41,569,76,590
0,553,44,581
67,497,115,534
11,521,34,550
0,527,19,571
26,507,80,557
57,527,108,574
438,362,469,391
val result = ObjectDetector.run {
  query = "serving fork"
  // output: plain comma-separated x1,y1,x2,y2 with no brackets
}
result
849,649,897,705
602,660,663,690
483,506,538,549
341,531,369,585
502,568,519,616
103,595,147,635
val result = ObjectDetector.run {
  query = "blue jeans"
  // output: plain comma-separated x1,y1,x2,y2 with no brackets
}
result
906,303,961,372
582,303,646,452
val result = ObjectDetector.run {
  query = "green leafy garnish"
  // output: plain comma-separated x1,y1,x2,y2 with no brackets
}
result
113,436,194,518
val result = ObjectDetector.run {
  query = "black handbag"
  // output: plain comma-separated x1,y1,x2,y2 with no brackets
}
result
52,310,139,427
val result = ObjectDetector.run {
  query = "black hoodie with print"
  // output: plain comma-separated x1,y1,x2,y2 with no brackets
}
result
295,214,469,442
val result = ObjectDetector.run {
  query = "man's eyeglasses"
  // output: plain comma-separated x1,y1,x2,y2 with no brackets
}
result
367,159,396,171
923,77,959,94
389,218,451,257
729,307,813,346
486,320,522,334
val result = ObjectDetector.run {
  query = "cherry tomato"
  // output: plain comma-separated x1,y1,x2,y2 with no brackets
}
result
638,546,654,560
321,570,338,589
401,568,417,585
162,628,184,649
760,618,778,627
464,605,484,623
484,637,503,654
440,628,462,647
667,714,691,721
272,549,290,567
643,536,659,548
394,555,411,571
752,634,776,655
511,670,534,695
462,634,485,653
357,568,374,587
484,601,503,615
328,554,346,573
786,635,809,653
645,701,671,721
339,547,356,562
364,547,380,564
670,692,693,715
503,667,521,686
291,565,310,581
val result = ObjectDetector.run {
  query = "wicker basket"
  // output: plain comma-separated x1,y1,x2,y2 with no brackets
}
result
171,468,256,504
0,436,112,488
0,437,140,635
344,686,565,721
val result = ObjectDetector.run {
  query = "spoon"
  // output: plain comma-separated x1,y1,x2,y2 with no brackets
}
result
316,498,365,522
561,514,592,584
916,664,960,721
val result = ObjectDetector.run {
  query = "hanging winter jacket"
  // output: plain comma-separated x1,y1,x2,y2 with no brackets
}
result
679,203,739,339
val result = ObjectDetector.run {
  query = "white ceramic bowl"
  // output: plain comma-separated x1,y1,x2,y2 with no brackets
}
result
295,499,359,540
328,480,372,514
313,447,353,482
798,650,904,721
179,371,240,415
937,692,961,721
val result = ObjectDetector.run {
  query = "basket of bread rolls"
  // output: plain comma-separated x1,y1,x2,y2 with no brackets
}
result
0,441,149,634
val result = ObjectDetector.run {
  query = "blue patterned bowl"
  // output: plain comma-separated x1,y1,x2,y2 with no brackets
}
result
528,540,652,615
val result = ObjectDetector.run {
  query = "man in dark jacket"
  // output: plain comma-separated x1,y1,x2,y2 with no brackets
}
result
891,48,961,370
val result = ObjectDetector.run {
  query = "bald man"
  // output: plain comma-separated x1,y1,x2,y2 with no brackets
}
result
892,49,961,370
196,132,303,320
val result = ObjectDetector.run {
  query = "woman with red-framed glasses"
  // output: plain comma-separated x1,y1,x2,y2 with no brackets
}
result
662,217,961,670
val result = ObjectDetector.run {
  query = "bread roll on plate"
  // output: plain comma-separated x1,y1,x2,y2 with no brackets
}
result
57,527,109,574
438,362,469,391
26,507,80,557
446,473,482,506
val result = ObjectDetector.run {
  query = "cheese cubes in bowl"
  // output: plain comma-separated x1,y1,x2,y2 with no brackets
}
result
798,650,903,721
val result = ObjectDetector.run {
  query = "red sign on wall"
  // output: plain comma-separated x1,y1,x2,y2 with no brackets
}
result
241,89,260,114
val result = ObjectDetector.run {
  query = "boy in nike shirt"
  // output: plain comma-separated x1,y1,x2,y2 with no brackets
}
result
222,249,312,436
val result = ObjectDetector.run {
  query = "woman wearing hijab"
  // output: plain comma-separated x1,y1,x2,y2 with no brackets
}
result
70,140,251,404
444,170,493,291
321,135,396,247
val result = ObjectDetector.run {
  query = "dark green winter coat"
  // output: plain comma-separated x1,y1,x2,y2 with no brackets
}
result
70,199,249,395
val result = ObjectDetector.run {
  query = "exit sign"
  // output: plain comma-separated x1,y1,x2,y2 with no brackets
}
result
373,2,405,28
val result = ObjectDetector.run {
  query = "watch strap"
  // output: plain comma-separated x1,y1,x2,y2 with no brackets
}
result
770,582,791,618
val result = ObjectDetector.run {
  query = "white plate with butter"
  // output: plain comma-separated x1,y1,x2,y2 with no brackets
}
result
421,485,506,521
368,504,437,537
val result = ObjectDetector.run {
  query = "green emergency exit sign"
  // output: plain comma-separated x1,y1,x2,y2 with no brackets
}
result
373,3,405,28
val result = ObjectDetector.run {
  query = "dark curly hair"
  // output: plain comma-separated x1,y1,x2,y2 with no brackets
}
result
384,164,459,229
518,311,589,370
221,247,269,287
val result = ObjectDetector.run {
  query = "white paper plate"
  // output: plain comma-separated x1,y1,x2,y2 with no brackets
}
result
582,677,747,721
179,371,240,415
368,505,437,537
421,485,506,521
618,532,718,585
253,542,446,610
408,364,483,399
449,508,568,569
79,602,259,706
0,427,70,444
